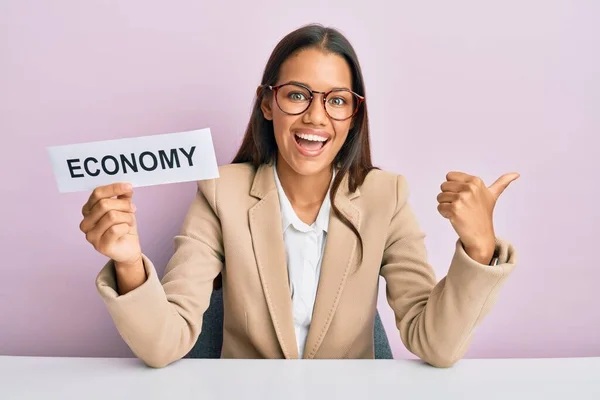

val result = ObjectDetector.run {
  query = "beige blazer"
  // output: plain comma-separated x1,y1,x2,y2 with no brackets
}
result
96,163,517,368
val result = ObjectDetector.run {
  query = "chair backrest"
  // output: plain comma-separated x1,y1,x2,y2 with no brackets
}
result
185,288,393,359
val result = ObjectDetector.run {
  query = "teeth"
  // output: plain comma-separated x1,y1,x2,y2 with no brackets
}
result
295,133,327,142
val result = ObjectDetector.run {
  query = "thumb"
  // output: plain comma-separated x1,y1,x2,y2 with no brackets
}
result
488,172,520,199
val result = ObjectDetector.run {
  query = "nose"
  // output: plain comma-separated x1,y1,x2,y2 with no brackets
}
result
302,92,328,126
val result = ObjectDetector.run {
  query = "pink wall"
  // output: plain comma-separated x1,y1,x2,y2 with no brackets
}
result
1,1,598,359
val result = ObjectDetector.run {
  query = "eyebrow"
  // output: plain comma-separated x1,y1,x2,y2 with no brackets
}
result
288,80,352,92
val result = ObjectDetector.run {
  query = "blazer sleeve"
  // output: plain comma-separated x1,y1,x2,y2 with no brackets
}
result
379,175,517,368
95,178,224,368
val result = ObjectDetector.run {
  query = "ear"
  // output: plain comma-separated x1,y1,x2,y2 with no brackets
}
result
258,86,273,121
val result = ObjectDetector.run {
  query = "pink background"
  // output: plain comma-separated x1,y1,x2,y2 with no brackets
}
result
1,1,598,359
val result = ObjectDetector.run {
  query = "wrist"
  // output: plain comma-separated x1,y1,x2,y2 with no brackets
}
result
464,239,496,265
114,254,146,295
115,253,143,272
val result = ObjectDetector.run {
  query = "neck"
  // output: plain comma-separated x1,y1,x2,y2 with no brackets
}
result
275,155,332,208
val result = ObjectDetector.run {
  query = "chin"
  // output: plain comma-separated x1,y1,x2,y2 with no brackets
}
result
287,155,332,177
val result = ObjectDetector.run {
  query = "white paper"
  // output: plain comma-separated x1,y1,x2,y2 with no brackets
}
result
47,128,219,193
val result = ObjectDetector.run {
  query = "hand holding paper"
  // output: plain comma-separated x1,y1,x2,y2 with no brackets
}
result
50,128,220,292
79,182,142,265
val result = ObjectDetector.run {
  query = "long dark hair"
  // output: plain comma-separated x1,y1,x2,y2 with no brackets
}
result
232,24,377,261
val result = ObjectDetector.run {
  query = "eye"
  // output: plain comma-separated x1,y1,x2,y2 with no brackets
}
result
328,96,347,107
289,92,308,101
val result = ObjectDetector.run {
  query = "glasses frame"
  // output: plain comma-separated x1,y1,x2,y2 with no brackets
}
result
261,82,365,121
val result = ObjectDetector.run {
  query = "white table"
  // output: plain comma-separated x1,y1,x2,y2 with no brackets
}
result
1,356,598,399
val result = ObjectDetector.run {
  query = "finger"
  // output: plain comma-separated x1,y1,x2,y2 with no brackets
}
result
437,192,460,204
440,181,470,193
445,171,474,183
80,199,136,233
117,190,134,200
437,203,455,219
96,223,132,253
85,211,135,245
82,182,133,216
488,172,520,199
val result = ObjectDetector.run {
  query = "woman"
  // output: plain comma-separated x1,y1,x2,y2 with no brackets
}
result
80,24,518,368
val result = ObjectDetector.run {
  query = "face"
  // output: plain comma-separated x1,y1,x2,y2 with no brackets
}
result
261,48,355,177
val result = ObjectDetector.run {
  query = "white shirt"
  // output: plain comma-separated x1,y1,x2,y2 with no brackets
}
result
273,166,333,358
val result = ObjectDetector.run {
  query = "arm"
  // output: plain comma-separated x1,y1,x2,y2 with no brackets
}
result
380,175,517,368
95,178,224,368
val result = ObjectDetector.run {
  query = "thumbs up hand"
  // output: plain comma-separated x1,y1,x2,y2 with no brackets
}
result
437,171,520,264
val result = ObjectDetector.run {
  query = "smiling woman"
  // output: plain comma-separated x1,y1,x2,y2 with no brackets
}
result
83,23,518,368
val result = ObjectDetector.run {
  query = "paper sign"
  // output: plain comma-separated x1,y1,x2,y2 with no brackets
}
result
47,128,219,193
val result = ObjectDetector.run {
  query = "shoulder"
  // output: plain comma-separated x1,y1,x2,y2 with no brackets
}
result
361,168,410,198
196,162,256,208
358,169,411,210
216,162,256,183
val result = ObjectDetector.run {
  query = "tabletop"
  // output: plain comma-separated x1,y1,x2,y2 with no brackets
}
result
1,356,598,399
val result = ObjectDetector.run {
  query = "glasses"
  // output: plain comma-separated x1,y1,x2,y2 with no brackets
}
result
262,82,365,121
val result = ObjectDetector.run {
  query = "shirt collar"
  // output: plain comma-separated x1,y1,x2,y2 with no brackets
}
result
273,163,333,234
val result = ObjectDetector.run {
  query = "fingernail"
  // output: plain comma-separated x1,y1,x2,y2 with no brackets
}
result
131,203,136,212
122,183,132,191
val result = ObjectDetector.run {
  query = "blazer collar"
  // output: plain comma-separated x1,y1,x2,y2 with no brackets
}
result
248,163,362,359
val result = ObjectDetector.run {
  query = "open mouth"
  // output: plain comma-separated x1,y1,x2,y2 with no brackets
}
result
294,132,330,152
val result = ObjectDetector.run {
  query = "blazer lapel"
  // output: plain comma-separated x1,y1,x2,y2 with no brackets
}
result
303,174,361,359
248,164,299,359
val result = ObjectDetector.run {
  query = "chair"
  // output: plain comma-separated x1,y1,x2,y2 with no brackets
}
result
185,287,393,359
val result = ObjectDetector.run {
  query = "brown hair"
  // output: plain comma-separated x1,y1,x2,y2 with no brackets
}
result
232,23,377,261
